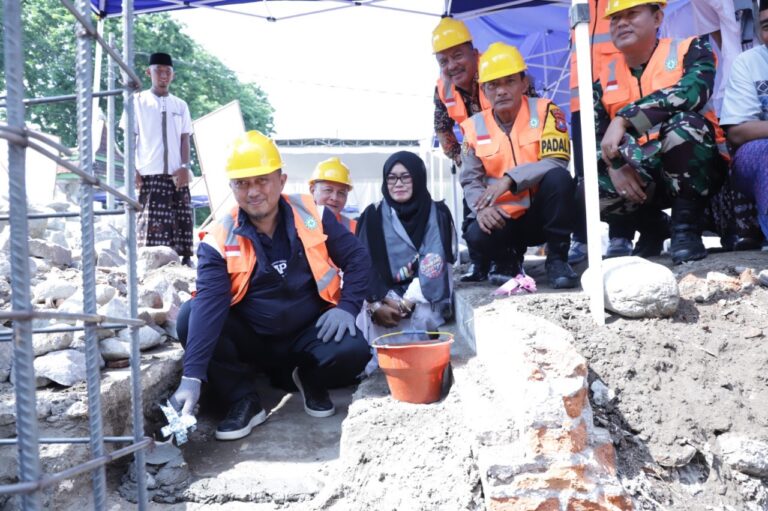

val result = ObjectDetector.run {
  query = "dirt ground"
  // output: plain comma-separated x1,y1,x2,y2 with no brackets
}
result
460,250,768,510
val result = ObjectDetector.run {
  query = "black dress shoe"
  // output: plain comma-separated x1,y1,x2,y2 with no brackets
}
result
215,395,267,441
488,261,521,286
459,262,489,282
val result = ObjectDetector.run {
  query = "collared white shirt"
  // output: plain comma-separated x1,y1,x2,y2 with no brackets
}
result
120,90,193,176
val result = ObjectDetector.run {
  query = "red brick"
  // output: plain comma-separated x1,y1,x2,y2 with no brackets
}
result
566,495,634,511
490,496,560,511
511,465,594,493
606,494,634,510
530,420,588,454
594,442,618,476
563,387,588,418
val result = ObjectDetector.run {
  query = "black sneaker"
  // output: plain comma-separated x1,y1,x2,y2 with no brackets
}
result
215,395,267,441
292,367,335,418
545,258,579,289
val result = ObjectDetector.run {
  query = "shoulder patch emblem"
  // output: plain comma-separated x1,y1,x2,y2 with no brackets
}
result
552,108,568,133
304,217,317,230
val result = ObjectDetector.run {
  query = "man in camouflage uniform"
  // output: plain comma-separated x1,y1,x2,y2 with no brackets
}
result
594,0,728,264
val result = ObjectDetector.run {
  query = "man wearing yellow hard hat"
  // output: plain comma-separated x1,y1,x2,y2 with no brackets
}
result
169,131,371,440
460,42,578,289
595,0,728,264
309,157,356,233
432,17,496,283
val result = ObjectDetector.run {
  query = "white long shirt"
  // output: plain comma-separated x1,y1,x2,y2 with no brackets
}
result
120,90,193,176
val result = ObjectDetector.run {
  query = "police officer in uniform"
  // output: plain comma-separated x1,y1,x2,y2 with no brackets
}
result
170,131,371,441
460,43,579,289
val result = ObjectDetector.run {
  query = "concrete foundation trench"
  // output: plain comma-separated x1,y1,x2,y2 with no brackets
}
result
3,252,768,510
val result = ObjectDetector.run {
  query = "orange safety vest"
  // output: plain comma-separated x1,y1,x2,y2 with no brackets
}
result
437,58,492,126
461,97,551,219
598,37,728,159
569,0,621,112
201,194,342,306
338,214,357,234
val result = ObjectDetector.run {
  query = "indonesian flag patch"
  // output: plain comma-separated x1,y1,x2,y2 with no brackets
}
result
224,245,241,257
606,80,619,92
477,134,492,146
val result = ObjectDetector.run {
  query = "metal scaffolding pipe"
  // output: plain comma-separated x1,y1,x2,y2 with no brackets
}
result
122,0,150,506
107,33,117,211
0,436,147,446
74,0,108,504
0,310,146,327
0,89,123,108
0,438,153,496
0,209,125,221
0,324,130,342
3,0,43,507
59,0,142,90
0,127,141,209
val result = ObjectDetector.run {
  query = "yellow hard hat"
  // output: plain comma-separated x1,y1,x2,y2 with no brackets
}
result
432,17,472,54
604,0,666,18
225,130,284,180
478,42,527,84
309,157,353,188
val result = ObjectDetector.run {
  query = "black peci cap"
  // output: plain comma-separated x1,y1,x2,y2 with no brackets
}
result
148,52,173,67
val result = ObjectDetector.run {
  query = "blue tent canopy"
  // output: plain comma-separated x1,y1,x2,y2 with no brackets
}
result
89,0,567,18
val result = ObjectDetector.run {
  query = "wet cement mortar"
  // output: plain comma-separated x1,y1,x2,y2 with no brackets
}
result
458,250,768,510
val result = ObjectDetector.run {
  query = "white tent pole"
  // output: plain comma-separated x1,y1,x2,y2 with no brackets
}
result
571,0,605,325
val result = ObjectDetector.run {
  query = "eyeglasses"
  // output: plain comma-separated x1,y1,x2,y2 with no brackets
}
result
386,173,412,186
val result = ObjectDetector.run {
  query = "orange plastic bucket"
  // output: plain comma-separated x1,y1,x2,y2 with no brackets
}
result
373,331,453,404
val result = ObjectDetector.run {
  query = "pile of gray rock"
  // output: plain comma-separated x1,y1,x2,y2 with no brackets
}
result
0,198,196,389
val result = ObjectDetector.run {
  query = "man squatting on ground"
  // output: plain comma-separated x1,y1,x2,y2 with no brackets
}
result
309,157,357,233
432,18,520,285
594,0,730,264
121,52,195,266
169,131,371,441
459,42,579,290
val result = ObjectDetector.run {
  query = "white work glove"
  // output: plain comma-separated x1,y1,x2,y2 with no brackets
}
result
169,376,201,416
316,308,356,343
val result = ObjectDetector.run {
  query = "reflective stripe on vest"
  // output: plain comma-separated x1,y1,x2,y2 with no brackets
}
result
204,195,341,306
569,0,620,112
598,37,729,160
286,194,341,298
461,97,551,219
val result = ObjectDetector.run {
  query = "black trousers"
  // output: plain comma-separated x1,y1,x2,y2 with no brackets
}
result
465,166,575,261
177,300,371,405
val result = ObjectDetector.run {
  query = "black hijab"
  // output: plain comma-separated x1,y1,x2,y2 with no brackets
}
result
357,151,447,299
381,151,433,249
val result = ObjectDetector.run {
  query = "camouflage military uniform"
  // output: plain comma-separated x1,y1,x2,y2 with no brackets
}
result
593,37,727,224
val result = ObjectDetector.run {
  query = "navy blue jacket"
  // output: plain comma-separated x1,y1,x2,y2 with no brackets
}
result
183,198,370,380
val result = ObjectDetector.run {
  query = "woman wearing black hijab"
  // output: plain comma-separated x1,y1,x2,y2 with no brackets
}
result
355,151,456,352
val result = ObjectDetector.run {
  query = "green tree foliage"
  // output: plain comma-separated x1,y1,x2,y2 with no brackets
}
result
0,0,274,148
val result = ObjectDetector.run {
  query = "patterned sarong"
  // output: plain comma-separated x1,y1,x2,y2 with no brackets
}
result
137,174,193,257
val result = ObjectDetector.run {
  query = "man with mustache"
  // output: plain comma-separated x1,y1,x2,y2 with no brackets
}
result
432,18,519,284
594,0,728,264
459,43,578,289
